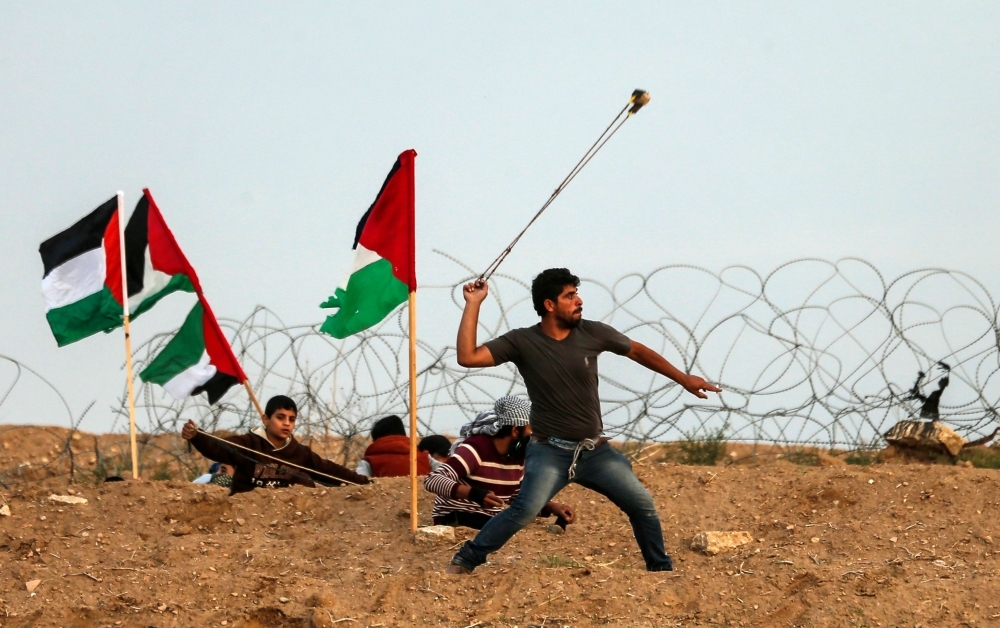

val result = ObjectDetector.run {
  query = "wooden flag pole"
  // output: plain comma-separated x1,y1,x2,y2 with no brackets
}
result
117,191,141,480
408,291,418,532
243,379,268,422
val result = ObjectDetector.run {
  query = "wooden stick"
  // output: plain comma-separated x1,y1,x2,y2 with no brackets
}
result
117,191,140,481
408,291,418,532
242,379,268,422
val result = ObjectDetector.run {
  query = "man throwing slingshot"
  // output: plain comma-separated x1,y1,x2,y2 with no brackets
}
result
447,268,721,573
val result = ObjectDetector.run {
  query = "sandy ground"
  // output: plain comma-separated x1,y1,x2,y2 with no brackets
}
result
1,427,999,627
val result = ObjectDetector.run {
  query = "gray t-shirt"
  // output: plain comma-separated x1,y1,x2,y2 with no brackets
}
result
484,320,632,441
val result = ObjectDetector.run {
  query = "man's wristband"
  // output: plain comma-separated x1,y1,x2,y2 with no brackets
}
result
467,487,490,507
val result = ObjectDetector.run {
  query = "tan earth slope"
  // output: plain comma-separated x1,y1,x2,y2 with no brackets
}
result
2,456,1000,627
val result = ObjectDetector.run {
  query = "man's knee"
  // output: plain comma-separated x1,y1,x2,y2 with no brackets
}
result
506,494,549,526
612,480,659,517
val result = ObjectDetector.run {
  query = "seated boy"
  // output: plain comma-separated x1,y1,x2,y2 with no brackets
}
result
355,415,431,478
424,396,575,530
191,461,235,488
181,395,369,493
418,434,452,472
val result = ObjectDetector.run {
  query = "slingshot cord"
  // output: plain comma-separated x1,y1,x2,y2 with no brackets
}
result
478,97,641,283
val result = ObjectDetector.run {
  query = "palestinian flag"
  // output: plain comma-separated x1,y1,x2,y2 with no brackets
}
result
320,149,416,339
124,189,198,317
39,197,125,346
139,298,247,404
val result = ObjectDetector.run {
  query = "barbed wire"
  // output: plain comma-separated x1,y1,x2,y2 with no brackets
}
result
2,256,998,485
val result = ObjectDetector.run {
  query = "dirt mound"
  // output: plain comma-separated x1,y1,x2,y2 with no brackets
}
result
3,445,1000,627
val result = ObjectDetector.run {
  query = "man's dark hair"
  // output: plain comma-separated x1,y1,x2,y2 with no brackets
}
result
371,415,406,440
495,425,516,439
418,434,452,457
531,268,580,316
264,395,297,418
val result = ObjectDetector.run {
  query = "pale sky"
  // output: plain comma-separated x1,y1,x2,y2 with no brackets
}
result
1,2,998,433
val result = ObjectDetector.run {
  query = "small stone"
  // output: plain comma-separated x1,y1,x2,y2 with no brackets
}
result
39,515,46,521
48,494,88,505
691,531,754,555
279,597,290,603
25,579,41,593
546,524,565,535
269,520,278,527
158,604,167,611
890,537,898,543
785,525,795,531
868,479,874,485
414,525,456,545
0,504,9,516
235,518,245,526
810,537,820,544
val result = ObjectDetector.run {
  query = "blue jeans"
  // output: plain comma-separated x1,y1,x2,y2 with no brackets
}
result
451,440,673,571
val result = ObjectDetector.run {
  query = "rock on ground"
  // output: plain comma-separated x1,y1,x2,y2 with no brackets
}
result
885,420,965,456
691,531,754,555
414,524,455,544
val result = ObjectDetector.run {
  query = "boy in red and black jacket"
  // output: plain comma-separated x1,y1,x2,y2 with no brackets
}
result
181,395,369,494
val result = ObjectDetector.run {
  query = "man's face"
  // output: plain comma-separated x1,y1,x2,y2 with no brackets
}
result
508,424,533,462
546,285,583,328
263,408,297,441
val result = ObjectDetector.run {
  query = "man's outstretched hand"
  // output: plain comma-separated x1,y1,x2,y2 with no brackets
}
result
547,502,576,524
181,419,199,441
462,280,489,305
682,375,722,399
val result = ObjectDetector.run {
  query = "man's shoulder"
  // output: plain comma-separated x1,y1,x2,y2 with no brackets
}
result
578,319,627,339
578,319,616,332
460,434,492,449
499,324,539,337
455,435,494,458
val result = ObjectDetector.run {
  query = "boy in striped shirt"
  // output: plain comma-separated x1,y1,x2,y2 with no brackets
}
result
425,396,575,530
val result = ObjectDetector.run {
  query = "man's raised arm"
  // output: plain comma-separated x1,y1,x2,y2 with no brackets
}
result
625,340,721,399
456,281,497,368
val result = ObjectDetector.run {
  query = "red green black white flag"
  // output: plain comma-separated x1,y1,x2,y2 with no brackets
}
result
39,197,125,346
124,189,198,316
320,149,416,339
39,190,198,346
139,297,247,404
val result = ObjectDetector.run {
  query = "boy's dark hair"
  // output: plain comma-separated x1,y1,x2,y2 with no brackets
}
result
418,434,452,457
531,268,580,316
264,395,297,417
371,415,406,440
